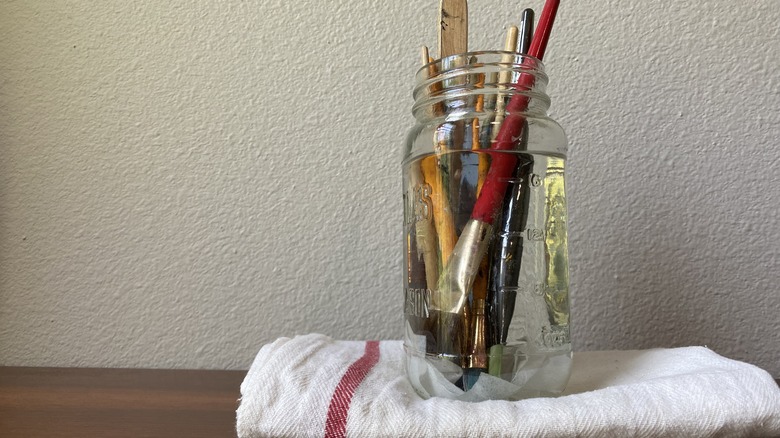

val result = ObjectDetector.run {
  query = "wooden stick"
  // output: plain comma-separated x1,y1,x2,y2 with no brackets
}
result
438,0,468,58
420,156,457,268
470,57,488,196
436,2,468,234
420,46,430,67
415,48,457,270
492,26,519,141
423,50,458,267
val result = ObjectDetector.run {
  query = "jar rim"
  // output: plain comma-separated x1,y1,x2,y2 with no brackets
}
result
417,50,545,78
412,50,550,119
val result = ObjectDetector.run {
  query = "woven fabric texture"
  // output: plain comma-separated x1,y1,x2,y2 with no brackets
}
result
237,334,780,438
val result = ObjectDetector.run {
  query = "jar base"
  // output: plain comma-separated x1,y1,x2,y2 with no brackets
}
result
404,342,572,402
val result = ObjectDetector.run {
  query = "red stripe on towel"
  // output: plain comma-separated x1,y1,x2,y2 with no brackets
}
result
324,341,381,438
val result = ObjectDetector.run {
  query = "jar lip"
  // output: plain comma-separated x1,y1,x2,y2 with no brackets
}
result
417,50,545,77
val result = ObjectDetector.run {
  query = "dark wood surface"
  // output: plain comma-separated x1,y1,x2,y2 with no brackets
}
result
0,367,246,438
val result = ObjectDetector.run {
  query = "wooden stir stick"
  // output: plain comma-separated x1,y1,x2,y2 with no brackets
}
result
492,26,519,141
438,0,468,58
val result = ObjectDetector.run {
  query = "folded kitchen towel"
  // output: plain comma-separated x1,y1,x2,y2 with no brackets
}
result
236,334,780,437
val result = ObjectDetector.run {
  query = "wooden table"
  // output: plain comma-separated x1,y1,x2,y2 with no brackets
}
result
0,367,245,438
1,367,778,437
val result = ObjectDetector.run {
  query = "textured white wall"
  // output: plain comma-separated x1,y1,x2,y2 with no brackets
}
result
1,0,778,376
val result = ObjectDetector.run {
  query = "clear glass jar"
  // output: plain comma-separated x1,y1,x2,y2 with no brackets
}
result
402,51,571,401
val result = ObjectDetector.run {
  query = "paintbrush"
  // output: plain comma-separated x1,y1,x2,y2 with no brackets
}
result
426,0,471,361
487,7,535,377
463,22,520,387
429,0,561,364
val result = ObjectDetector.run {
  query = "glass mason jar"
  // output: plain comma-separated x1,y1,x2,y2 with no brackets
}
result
402,52,571,401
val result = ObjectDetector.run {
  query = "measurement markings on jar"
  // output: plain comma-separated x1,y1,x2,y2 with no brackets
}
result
541,325,570,348
526,228,545,241
496,228,545,240
499,173,544,187
499,283,547,296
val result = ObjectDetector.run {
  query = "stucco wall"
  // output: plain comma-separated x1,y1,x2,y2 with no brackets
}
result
1,0,778,376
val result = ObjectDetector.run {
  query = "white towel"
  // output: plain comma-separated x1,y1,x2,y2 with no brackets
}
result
236,334,780,437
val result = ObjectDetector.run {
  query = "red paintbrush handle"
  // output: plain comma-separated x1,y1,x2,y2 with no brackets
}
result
527,0,560,62
470,0,560,224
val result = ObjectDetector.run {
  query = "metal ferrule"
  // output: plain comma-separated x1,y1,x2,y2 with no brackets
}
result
467,298,488,369
430,219,494,315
